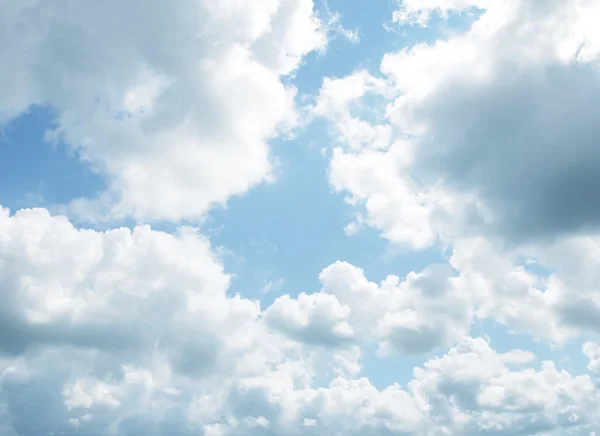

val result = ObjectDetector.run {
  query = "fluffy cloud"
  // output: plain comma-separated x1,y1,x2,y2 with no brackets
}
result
267,260,472,355
0,206,308,434
273,234,600,350
264,292,355,347
269,228,600,350
0,206,263,371
583,342,600,377
5,0,600,434
310,70,393,151
0,0,333,222
409,337,600,435
444,231,600,345
328,143,466,248
2,207,599,435
311,0,600,346
318,0,600,246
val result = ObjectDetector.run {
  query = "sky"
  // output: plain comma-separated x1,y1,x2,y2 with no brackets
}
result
2,0,600,435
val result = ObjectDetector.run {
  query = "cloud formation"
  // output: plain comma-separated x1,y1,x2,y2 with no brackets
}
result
268,261,471,355
3,0,600,434
320,0,600,246
1,0,330,222
1,208,599,434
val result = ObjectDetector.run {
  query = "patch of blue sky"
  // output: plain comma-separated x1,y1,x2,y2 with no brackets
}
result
520,257,557,280
0,106,106,215
206,123,443,307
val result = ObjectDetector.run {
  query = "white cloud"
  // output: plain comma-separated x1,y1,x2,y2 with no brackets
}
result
328,141,467,249
0,206,310,433
392,0,492,26
264,292,355,346
583,342,600,377
5,1,600,434
0,206,262,372
311,70,393,151
499,349,536,365
3,207,600,434
411,337,600,434
318,2,360,45
261,277,285,294
268,260,472,355
0,0,333,223
447,235,600,343
310,0,600,345
317,0,600,248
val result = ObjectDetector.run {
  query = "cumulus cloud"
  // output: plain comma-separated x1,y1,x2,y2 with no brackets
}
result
310,0,600,346
263,230,600,350
2,207,599,435
318,0,600,246
328,142,467,248
310,70,393,151
267,260,472,355
409,337,600,435
0,206,262,371
264,292,355,347
0,206,325,434
5,0,600,434
0,0,332,222
583,342,600,377
444,232,600,344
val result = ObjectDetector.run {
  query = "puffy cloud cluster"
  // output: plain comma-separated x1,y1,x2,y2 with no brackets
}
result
0,206,264,375
266,261,471,355
447,235,600,343
1,0,333,222
3,0,600,434
313,0,600,344
320,0,600,247
1,207,600,435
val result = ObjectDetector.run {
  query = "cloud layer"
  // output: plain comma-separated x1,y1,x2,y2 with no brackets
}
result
3,0,600,434
0,208,599,434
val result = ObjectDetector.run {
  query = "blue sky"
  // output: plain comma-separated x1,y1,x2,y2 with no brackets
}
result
2,1,600,435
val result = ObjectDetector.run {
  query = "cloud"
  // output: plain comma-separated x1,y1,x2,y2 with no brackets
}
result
0,206,260,369
583,342,600,377
318,1,360,44
267,260,472,355
0,0,332,223
392,0,491,26
499,349,536,365
452,234,600,343
3,207,599,434
328,142,463,249
5,1,600,434
0,206,307,434
317,0,600,247
264,235,600,356
261,277,285,294
309,0,600,345
409,337,600,435
310,70,393,151
264,292,355,347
